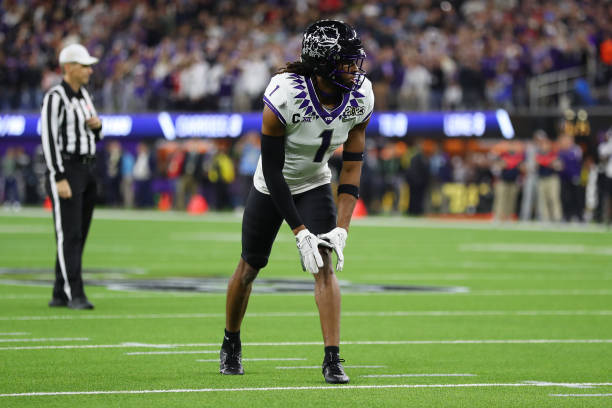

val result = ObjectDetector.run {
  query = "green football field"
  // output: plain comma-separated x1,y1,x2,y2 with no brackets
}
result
0,209,611,407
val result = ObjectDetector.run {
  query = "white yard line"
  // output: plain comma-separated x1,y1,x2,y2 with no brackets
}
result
550,393,612,397
1,283,611,297
362,374,476,378
277,365,386,370
196,358,307,362
460,243,612,256
2,382,612,397
468,289,612,296
126,350,218,355
0,337,88,343
2,309,610,321
1,339,611,351
0,293,205,300
0,332,28,336
3,208,610,233
0,225,50,234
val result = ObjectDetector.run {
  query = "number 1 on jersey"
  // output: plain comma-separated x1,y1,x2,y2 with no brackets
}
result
314,129,333,162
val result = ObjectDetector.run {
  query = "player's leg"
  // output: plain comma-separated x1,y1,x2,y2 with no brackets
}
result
313,252,340,346
225,258,259,333
295,184,349,383
220,187,283,375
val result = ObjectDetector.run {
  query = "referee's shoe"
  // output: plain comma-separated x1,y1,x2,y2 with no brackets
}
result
48,296,94,309
68,297,94,310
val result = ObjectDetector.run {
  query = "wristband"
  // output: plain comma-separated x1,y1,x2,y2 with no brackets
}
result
337,184,359,199
342,151,364,161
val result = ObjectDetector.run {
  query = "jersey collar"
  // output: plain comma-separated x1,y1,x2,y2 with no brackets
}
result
305,77,350,125
61,80,83,98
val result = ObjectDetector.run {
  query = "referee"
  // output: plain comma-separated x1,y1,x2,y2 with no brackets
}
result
41,43,102,310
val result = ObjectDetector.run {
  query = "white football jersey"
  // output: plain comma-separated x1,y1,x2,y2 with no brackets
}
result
254,73,374,195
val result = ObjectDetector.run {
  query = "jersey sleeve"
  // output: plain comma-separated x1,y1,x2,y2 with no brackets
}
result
40,91,66,180
358,78,375,125
262,75,289,127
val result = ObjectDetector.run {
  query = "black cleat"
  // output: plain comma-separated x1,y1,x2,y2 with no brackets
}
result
67,297,94,310
48,297,68,307
220,342,244,375
322,357,350,384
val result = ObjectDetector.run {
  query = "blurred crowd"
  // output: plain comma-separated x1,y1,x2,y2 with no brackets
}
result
2,0,612,113
3,128,612,225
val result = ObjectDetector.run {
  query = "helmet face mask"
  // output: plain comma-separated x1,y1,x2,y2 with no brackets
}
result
301,20,366,92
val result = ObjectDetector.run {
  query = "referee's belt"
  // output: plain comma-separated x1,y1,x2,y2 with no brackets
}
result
61,153,96,164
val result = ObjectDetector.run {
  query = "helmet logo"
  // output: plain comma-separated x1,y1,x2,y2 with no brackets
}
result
303,26,341,59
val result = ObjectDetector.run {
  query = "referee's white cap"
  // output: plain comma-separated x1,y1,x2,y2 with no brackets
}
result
59,43,99,66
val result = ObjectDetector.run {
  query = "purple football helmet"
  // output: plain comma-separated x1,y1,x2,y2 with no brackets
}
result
301,20,366,92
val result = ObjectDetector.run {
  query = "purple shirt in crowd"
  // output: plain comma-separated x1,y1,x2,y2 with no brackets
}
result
558,146,582,183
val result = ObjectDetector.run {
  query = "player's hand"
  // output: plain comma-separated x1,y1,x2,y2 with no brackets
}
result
85,117,102,130
56,179,72,199
295,229,330,274
318,227,347,271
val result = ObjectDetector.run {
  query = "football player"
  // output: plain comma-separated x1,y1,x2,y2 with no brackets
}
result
219,20,374,384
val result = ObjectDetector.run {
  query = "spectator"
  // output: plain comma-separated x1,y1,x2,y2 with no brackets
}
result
133,142,155,208
535,132,563,222
492,141,524,222
175,141,203,210
360,141,383,214
121,148,135,209
598,128,612,225
234,131,260,207
520,132,539,221
406,140,430,215
2,0,610,112
104,141,122,207
397,53,431,111
208,142,235,211
558,133,584,221
2,148,20,210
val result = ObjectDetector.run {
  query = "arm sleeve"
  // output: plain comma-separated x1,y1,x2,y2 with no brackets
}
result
261,134,303,230
40,92,66,181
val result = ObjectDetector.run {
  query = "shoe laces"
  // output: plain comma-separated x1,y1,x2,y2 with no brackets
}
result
224,344,241,367
325,358,346,375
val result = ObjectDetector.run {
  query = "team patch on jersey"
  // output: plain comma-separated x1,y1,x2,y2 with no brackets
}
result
291,113,319,123
340,105,365,122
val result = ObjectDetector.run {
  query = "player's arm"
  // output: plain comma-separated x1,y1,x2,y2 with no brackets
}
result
260,105,305,234
318,118,368,272
261,105,328,274
336,118,369,231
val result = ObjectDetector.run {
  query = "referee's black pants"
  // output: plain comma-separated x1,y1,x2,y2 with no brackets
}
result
45,159,97,301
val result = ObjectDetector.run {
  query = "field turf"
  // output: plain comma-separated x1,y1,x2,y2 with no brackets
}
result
0,209,611,407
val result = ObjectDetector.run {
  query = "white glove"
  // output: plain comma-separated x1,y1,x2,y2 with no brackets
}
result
318,227,347,272
295,229,331,274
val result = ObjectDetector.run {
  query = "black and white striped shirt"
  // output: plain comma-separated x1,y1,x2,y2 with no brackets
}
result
41,80,103,180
